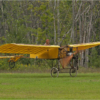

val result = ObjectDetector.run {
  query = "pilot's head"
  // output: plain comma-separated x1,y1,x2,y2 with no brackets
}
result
46,39,50,45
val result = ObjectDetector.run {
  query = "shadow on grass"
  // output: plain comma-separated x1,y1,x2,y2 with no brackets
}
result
0,75,51,79
0,73,100,78
0,73,72,78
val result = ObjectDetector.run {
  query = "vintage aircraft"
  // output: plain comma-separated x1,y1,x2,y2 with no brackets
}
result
0,41,100,77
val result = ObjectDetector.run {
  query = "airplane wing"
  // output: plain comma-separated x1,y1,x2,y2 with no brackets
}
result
0,42,100,59
68,41,100,51
0,43,60,59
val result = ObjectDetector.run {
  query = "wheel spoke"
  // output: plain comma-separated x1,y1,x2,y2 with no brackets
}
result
51,67,59,77
69,68,77,77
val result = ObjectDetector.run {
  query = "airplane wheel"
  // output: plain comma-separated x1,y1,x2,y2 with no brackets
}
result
51,67,59,77
9,60,15,69
69,67,77,77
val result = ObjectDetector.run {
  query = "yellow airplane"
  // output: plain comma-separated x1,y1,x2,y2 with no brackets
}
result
0,42,100,77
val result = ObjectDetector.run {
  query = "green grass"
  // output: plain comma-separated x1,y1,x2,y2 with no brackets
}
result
0,73,100,99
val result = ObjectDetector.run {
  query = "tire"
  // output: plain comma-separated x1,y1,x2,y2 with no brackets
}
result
69,67,77,77
51,67,59,77
9,60,15,69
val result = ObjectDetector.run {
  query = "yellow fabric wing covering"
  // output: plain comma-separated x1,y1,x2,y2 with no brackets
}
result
0,43,60,59
68,41,100,51
0,42,100,59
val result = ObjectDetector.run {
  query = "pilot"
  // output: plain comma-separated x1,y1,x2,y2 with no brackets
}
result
44,39,50,45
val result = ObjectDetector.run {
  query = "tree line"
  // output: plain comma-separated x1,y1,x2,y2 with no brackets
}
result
0,0,100,68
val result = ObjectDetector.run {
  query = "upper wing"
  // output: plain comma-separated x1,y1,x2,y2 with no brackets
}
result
0,43,60,59
68,41,100,51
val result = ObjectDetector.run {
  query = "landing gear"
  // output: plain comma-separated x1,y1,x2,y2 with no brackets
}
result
51,55,78,77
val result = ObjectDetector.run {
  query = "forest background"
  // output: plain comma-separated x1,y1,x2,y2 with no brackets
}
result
0,0,100,71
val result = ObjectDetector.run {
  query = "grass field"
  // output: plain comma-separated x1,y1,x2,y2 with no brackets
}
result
0,72,100,99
